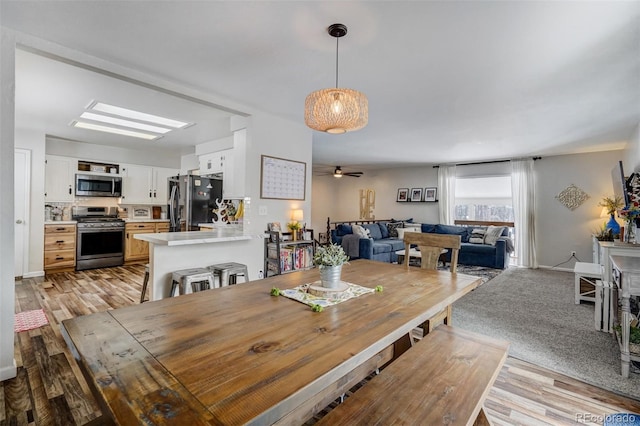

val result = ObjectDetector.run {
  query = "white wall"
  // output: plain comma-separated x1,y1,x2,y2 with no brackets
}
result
0,27,17,380
535,151,626,268
47,137,181,168
625,123,640,172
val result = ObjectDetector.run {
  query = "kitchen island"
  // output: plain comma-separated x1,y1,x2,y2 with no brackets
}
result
135,227,265,300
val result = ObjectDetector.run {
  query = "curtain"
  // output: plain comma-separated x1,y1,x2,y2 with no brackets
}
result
511,159,537,268
437,165,456,225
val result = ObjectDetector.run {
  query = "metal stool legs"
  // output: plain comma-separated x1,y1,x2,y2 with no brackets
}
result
208,262,249,287
170,268,216,297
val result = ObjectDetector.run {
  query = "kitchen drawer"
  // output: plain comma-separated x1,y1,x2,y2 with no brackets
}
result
155,223,170,232
45,224,76,234
44,250,76,268
125,223,156,231
44,233,76,250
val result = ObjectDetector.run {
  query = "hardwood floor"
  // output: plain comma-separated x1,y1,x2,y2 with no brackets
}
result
2,266,639,425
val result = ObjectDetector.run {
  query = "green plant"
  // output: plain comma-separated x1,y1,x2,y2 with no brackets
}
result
614,325,640,344
593,223,614,241
599,195,624,215
313,244,349,267
287,221,301,231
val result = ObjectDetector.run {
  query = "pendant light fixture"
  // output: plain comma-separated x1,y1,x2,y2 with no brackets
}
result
305,23,368,134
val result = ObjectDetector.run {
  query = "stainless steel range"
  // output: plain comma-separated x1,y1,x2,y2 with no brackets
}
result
73,206,125,270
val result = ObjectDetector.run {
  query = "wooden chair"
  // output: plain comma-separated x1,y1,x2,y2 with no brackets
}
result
403,231,461,273
403,231,462,337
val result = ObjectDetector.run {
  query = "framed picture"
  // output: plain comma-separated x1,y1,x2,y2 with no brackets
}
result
424,187,437,202
397,188,409,202
410,188,423,202
132,206,151,219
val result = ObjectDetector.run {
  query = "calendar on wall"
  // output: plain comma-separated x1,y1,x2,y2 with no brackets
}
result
260,155,307,200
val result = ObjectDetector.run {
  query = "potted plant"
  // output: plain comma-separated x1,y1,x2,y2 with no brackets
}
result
287,221,302,241
313,244,349,288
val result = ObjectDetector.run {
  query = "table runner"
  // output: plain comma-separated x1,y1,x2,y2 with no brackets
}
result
281,281,374,308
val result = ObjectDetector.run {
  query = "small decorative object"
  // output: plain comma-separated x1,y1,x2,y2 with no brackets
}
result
397,188,409,202
359,189,375,220
555,184,590,211
212,199,229,225
594,224,614,241
424,187,437,202
313,244,349,289
599,195,624,236
410,188,423,202
287,221,302,241
619,203,640,244
375,285,383,292
270,287,281,296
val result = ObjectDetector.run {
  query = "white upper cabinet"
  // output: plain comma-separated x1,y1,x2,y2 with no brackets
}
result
121,164,177,205
45,155,77,202
199,148,239,197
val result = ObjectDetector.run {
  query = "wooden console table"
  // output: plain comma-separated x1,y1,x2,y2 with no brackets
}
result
610,255,640,378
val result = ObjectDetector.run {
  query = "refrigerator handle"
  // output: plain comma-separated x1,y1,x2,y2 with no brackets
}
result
169,185,178,229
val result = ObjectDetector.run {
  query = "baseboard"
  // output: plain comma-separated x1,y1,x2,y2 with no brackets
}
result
539,265,574,273
22,270,45,278
0,359,17,381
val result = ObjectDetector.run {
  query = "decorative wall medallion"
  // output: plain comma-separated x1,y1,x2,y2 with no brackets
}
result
555,184,590,211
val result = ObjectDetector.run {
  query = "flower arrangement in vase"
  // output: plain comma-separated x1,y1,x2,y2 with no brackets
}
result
619,202,640,243
598,195,624,237
287,221,302,241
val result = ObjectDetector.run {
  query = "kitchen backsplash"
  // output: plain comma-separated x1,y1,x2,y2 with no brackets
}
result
45,198,166,221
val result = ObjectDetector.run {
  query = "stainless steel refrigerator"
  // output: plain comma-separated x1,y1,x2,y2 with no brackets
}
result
168,175,223,231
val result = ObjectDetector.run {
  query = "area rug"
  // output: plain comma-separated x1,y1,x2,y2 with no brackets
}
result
452,267,640,401
14,309,49,333
452,264,503,284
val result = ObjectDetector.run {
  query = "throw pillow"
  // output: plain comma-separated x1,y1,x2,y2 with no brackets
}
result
469,228,486,244
484,225,506,246
352,224,369,238
387,222,404,238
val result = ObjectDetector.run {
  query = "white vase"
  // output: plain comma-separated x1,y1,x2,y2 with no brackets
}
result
319,265,342,288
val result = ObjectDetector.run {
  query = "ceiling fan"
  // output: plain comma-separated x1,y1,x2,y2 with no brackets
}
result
331,166,363,178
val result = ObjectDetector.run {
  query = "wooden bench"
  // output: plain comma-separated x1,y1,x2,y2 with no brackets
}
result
316,325,509,425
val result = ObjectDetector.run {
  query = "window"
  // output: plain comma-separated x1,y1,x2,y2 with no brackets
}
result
454,176,513,223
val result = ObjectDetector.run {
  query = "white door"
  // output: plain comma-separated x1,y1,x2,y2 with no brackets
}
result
14,149,30,277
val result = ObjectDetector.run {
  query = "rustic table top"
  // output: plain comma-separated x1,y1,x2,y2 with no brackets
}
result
61,259,481,425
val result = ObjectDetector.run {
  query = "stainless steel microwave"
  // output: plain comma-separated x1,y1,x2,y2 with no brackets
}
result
75,174,122,197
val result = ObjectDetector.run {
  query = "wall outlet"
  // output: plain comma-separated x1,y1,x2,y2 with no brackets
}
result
258,205,267,216
570,250,576,256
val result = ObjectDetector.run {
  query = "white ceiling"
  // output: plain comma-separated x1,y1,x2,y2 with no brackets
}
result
2,1,639,167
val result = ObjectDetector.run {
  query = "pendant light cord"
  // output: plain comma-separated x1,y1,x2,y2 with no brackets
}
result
335,36,339,88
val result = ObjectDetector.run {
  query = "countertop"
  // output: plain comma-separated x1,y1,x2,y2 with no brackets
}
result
123,219,170,223
45,220,77,225
197,223,215,228
134,227,264,246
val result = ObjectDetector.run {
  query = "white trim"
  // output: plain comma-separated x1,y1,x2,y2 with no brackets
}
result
0,360,17,381
23,271,45,278
538,265,574,273
15,148,31,278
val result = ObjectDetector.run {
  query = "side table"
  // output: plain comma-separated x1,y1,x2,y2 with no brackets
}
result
610,255,640,378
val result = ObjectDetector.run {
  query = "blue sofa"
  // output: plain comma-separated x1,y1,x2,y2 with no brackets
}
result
330,222,512,269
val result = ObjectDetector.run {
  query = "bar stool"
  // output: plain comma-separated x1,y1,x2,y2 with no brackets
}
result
140,264,150,303
574,262,603,304
208,262,249,287
170,268,216,297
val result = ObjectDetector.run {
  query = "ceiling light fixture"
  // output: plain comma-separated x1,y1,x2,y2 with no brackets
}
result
304,23,368,134
71,121,160,140
79,112,172,134
88,101,190,129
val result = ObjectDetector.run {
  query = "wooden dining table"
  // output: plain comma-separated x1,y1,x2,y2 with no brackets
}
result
61,259,482,425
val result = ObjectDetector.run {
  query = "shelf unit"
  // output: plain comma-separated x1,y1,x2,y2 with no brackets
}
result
264,230,315,277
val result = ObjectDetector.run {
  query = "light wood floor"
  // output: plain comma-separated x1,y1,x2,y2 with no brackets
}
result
2,266,639,425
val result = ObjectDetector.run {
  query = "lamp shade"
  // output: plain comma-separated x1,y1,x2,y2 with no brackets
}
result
291,209,304,222
305,88,368,134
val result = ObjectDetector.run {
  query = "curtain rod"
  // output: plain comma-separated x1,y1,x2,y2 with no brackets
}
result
432,156,541,168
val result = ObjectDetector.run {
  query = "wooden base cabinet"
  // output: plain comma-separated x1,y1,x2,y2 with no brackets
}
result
44,224,76,273
125,222,170,264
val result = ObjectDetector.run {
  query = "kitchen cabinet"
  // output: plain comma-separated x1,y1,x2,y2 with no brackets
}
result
125,222,170,263
121,164,177,204
44,224,76,273
199,149,236,197
45,155,77,202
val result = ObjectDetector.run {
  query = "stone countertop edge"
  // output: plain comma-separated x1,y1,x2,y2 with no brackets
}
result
134,230,265,246
123,219,170,223
45,220,77,225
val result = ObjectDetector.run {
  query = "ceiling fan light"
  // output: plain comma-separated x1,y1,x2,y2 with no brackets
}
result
305,88,368,133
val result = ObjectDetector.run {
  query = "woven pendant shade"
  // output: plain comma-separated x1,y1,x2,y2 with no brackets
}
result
305,88,368,134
